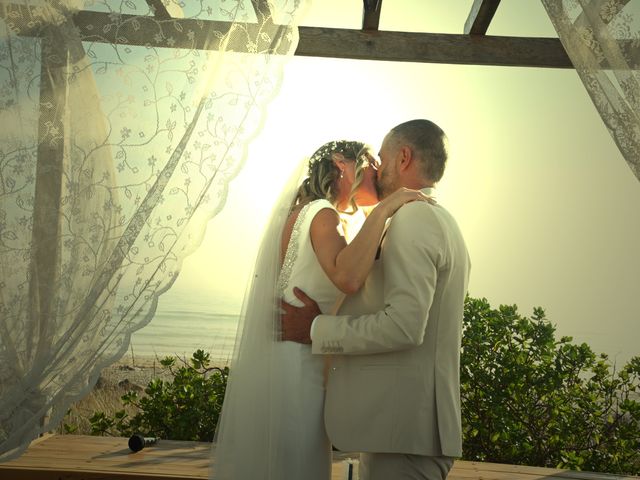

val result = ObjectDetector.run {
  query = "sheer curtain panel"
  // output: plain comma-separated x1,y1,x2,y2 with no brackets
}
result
542,0,640,181
0,0,305,461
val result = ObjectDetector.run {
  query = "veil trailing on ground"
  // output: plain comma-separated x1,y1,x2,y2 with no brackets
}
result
211,158,307,479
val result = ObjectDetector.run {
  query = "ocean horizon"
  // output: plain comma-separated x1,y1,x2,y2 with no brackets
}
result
126,288,241,364
124,288,638,369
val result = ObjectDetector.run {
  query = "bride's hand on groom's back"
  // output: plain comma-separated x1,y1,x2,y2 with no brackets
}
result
378,188,435,218
280,287,321,344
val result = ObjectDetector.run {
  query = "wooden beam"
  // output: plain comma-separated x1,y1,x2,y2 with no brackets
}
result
145,0,172,20
70,12,574,68
72,11,233,51
362,0,382,31
4,2,638,69
465,0,501,35
0,7,582,68
296,27,573,68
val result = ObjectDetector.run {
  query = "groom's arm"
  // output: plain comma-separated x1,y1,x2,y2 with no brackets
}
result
311,202,444,355
280,289,320,344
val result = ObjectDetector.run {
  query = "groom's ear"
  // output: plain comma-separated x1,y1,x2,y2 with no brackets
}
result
398,145,413,172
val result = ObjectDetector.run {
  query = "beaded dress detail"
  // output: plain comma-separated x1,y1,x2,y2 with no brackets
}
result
277,202,310,296
278,199,342,314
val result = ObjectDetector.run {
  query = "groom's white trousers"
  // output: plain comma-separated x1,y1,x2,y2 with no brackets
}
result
359,452,454,480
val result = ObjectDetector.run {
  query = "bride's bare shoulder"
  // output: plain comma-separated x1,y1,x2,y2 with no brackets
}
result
283,199,336,239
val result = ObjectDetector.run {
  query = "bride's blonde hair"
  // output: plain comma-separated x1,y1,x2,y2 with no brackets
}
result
294,140,370,212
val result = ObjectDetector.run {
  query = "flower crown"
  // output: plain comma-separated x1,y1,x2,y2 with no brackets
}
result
308,140,364,173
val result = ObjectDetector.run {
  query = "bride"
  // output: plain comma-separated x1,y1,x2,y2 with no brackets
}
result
211,140,430,479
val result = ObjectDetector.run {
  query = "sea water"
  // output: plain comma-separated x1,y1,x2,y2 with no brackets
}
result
126,288,241,364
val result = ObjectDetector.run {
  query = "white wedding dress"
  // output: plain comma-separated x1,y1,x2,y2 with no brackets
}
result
273,198,344,479
212,197,344,480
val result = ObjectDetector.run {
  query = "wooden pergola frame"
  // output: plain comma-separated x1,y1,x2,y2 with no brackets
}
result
5,0,576,68
285,0,634,68
0,0,638,473
300,0,571,68
0,0,630,347
1,0,633,325
7,0,638,69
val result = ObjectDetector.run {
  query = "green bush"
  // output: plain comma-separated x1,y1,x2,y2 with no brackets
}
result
79,298,639,475
88,349,228,442
461,296,640,475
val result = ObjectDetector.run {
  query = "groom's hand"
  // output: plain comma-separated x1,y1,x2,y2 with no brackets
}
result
280,287,321,344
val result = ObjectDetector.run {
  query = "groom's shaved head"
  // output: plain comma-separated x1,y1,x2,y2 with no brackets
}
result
390,119,448,183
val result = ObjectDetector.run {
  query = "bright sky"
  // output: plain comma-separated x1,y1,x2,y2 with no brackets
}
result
157,0,640,365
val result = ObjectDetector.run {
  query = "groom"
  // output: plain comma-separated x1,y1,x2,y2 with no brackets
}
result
281,119,470,480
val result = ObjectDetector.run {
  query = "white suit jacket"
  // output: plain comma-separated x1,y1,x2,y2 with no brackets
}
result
311,190,470,457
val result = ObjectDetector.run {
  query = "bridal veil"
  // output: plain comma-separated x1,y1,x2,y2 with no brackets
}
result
210,158,307,479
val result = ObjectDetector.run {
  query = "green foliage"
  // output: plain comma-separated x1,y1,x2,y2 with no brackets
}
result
89,349,228,442
78,298,639,475
461,296,640,475
61,410,78,434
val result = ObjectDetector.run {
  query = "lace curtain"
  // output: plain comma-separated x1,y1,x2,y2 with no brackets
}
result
542,0,640,181
0,0,305,461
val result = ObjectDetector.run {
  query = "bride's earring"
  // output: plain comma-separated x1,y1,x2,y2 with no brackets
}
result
340,170,344,179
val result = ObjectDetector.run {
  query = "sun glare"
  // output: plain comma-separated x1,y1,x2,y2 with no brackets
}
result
156,1,640,366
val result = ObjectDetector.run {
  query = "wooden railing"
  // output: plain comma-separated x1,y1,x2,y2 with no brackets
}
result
1,434,638,480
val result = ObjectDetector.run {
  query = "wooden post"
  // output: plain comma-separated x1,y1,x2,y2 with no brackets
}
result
145,0,172,19
362,0,382,31
28,27,69,366
464,0,501,35
251,0,274,24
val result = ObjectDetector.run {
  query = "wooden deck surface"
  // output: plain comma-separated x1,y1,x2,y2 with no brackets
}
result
0,434,637,480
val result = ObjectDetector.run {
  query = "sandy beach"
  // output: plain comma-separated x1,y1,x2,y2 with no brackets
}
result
100,355,179,388
58,354,229,436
